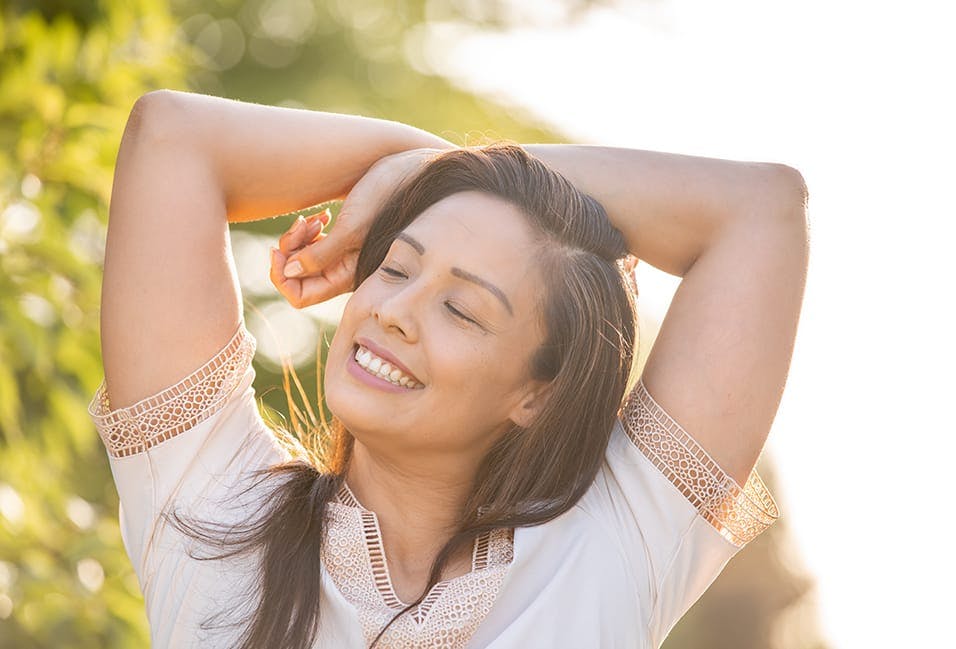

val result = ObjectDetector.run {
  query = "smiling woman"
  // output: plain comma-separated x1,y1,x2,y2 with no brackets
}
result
305,151,645,645
326,192,554,455
87,90,805,649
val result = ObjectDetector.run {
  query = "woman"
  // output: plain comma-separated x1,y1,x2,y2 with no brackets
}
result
88,89,808,648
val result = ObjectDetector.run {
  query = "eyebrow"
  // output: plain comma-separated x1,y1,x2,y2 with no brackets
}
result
395,232,514,316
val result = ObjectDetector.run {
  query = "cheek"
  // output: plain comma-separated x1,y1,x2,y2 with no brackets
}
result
327,298,358,358
334,281,382,341
324,291,370,389
433,341,511,394
343,279,375,317
323,332,349,404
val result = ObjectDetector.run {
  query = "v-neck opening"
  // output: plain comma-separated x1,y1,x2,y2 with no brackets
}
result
335,480,513,617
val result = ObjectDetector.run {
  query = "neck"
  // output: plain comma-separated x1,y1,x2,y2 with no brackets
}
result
344,440,477,571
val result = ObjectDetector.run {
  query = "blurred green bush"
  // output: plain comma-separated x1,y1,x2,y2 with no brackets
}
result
0,1,824,647
0,2,188,645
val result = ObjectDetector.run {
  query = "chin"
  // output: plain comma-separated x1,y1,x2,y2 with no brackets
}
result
323,356,386,437
323,361,354,423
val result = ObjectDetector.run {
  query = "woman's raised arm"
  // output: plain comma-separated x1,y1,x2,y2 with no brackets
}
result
264,139,808,486
523,144,809,486
101,90,453,409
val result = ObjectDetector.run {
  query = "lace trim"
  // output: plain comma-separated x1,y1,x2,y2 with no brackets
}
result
359,510,405,609
620,377,780,547
411,581,450,625
337,481,361,508
88,323,256,459
324,501,514,647
333,481,514,619
473,527,492,570
324,501,513,648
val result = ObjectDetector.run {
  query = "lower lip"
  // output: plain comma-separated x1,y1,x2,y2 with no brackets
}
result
346,345,421,394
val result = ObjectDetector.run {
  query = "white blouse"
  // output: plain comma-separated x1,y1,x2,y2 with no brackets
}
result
88,321,779,648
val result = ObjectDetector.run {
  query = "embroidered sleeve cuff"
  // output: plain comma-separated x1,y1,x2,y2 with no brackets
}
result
620,377,780,547
88,323,257,459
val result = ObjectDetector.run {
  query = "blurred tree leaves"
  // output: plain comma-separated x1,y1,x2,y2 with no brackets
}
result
0,1,188,645
1,0,825,646
172,0,575,421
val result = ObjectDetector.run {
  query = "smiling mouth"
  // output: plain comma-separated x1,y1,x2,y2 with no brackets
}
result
351,344,424,389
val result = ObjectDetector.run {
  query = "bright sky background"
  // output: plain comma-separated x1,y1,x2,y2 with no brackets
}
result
233,2,955,646
409,1,955,647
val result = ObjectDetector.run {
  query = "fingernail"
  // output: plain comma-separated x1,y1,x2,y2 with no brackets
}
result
290,216,305,234
319,208,331,225
283,260,304,278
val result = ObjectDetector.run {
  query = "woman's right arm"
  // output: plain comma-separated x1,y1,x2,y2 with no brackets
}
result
102,90,454,409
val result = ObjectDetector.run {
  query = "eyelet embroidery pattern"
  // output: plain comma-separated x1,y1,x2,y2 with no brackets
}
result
325,482,514,648
620,378,780,547
88,324,256,459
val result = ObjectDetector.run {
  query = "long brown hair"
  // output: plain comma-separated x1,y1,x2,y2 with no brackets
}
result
172,142,638,648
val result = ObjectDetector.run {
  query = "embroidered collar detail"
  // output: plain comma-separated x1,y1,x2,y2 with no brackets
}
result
324,480,515,647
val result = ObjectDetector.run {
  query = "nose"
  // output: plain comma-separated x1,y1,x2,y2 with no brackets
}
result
371,283,419,341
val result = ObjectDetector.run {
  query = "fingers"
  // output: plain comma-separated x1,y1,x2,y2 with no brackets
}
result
297,258,356,304
271,245,322,308
278,209,330,255
269,246,304,307
270,203,363,306
269,241,355,308
282,217,356,280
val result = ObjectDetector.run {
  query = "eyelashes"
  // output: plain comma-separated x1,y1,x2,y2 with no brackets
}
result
443,301,477,325
380,266,405,279
378,266,480,326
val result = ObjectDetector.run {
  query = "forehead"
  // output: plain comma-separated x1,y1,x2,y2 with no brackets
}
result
403,191,538,251
400,191,543,310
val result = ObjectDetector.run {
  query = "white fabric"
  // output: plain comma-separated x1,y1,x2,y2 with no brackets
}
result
89,322,777,648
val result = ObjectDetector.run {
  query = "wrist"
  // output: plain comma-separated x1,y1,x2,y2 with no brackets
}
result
374,147,451,188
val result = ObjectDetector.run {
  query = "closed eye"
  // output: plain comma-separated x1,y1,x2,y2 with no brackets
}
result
380,266,407,279
445,301,479,325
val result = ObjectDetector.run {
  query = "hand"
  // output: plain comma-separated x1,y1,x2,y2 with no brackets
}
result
269,147,450,308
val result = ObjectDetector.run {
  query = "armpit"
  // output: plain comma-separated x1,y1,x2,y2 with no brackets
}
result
619,377,780,547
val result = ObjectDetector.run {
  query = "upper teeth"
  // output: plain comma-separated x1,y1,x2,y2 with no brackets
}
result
354,345,423,389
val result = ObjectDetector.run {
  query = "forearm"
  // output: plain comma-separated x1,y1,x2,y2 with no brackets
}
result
522,144,807,276
134,90,457,223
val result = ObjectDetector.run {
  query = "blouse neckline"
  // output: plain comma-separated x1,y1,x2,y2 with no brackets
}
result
332,479,514,611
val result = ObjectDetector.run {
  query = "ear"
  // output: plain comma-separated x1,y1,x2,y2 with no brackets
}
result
507,380,554,429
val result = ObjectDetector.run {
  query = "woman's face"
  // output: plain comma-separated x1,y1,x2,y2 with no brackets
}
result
325,190,550,459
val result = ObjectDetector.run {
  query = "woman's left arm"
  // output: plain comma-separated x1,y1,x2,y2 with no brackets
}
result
524,144,809,486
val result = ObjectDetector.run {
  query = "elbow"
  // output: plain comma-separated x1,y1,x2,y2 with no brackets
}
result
763,162,809,223
763,163,811,261
124,89,186,143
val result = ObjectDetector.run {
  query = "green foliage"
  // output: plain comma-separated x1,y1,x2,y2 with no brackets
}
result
0,0,825,646
0,1,570,644
0,1,189,645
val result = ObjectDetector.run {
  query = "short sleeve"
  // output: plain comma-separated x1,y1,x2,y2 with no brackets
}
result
585,377,780,645
87,321,287,588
